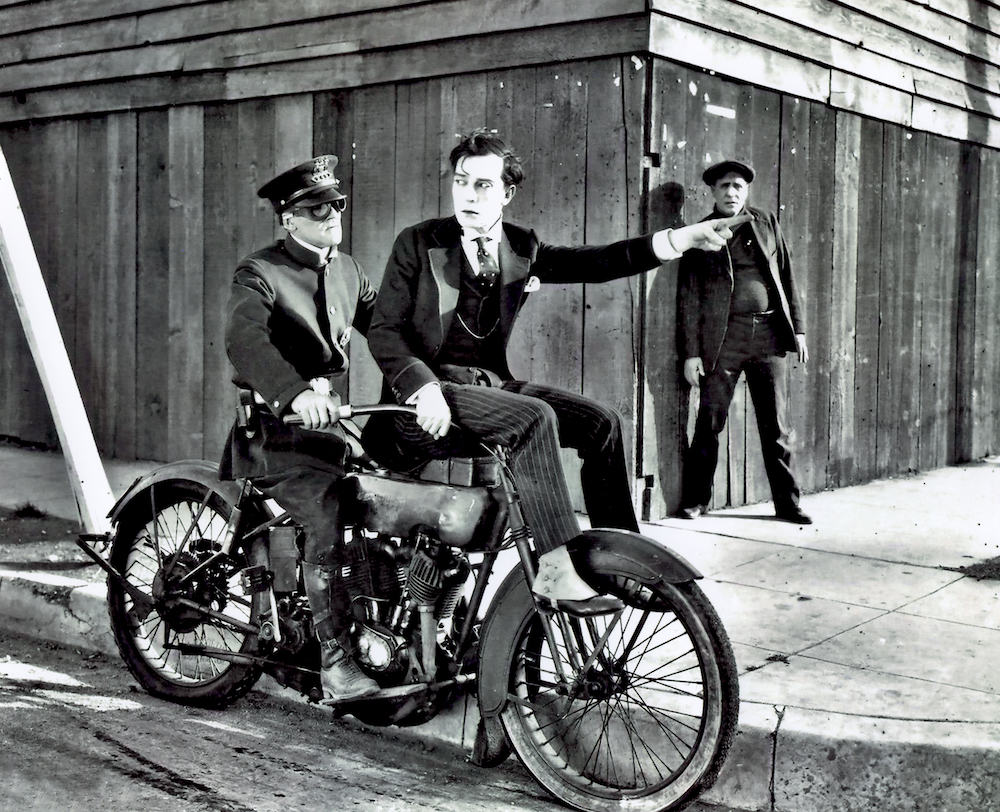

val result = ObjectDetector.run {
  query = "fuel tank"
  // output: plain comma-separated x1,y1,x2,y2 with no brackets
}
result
344,472,494,547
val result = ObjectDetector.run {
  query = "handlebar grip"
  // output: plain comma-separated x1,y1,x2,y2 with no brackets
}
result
283,404,416,425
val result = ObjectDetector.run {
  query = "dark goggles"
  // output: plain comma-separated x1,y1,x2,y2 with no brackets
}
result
290,198,347,221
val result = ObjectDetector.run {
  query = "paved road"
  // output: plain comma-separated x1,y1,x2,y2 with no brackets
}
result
0,629,579,812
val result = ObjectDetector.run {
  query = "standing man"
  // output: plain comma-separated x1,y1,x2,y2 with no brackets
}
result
366,130,749,615
219,155,380,701
676,160,811,524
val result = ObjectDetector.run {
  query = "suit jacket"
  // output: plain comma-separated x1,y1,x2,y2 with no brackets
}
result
678,206,804,371
219,237,376,480
368,216,661,404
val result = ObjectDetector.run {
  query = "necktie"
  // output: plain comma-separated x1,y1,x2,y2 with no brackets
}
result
475,237,500,285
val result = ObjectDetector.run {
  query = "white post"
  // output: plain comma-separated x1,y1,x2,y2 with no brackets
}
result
0,143,114,534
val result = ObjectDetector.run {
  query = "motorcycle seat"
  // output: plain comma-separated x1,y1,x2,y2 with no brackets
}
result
416,456,500,487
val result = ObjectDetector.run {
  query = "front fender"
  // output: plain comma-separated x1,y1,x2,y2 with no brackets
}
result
108,460,254,526
568,528,703,591
477,529,702,721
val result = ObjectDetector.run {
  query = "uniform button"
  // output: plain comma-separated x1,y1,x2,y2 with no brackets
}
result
274,401,280,408
329,305,336,314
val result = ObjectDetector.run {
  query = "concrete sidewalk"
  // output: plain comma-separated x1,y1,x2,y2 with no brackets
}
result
1,442,999,811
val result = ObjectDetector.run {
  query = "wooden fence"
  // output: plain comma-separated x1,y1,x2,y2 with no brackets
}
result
2,53,999,517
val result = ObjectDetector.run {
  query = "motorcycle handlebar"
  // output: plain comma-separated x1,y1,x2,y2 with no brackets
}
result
283,404,416,425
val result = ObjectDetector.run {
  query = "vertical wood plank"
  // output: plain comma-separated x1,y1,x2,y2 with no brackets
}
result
43,119,80,442
918,136,960,469
236,99,277,258
499,65,538,379
103,111,138,459
954,142,979,462
350,84,397,406
780,96,835,494
0,125,40,440
75,118,109,452
511,63,588,393
394,80,441,236
167,105,205,460
135,109,170,461
313,90,356,254
581,56,643,514
273,94,313,176
829,110,860,486
854,117,884,481
876,123,904,478
972,148,1000,457
620,54,652,514
582,58,634,429
644,59,689,518
895,128,925,475
203,101,240,460
437,73,490,213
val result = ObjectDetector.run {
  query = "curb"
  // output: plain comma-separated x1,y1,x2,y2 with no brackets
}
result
3,568,999,812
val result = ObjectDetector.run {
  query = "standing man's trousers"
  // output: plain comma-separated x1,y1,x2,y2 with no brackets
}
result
682,312,800,511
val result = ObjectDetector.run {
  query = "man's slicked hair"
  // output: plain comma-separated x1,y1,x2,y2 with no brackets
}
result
449,129,525,188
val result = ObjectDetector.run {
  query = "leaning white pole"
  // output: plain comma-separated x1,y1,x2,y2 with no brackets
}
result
0,143,114,534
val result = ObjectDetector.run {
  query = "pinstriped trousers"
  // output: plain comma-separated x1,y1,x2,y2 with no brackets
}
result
393,381,640,554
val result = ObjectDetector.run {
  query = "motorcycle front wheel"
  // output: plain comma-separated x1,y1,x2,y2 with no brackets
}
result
107,480,265,708
500,577,739,812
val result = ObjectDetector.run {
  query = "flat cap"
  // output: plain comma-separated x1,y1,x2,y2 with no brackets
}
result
702,160,755,186
258,155,346,213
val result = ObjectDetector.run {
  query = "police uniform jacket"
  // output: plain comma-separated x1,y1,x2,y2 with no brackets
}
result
677,205,804,371
219,237,376,480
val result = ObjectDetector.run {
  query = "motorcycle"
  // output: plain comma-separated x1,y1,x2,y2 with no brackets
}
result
78,403,739,812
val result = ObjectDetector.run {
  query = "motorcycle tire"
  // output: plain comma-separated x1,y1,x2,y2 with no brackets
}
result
107,480,266,708
500,576,739,812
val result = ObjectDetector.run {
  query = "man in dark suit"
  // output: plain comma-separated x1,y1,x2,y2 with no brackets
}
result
220,155,380,701
676,159,811,524
366,130,749,614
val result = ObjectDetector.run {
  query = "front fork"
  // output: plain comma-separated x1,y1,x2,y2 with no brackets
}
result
497,466,621,693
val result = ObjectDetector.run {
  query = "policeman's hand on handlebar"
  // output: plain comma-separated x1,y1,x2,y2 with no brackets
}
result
290,389,342,430
411,382,451,440
669,214,752,252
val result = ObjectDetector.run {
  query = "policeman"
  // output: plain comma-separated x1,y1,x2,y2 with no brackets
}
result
219,155,379,701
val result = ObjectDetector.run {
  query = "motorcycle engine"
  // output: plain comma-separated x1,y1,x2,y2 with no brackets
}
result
345,528,470,685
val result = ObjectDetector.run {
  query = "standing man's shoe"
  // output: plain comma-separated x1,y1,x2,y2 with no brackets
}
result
775,505,812,524
676,505,708,520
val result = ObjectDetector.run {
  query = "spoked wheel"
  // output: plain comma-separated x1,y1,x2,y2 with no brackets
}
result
500,578,739,812
107,481,266,708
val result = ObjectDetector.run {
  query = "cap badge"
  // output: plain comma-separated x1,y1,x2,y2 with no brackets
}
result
311,157,335,185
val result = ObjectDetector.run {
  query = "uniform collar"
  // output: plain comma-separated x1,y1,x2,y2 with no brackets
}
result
284,233,337,268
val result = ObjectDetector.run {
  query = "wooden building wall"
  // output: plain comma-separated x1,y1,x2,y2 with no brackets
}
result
640,59,1000,516
0,58,647,477
2,1,1000,518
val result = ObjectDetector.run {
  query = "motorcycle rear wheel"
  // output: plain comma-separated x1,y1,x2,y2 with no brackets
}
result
107,481,265,708
500,578,738,812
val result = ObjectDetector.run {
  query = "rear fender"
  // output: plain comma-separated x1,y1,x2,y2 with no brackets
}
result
109,460,262,526
477,529,702,720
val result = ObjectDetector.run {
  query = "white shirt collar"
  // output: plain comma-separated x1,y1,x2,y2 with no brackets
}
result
462,218,503,249
461,219,503,273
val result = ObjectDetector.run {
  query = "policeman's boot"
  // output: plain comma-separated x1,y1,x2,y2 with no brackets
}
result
301,561,378,702
318,639,379,702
